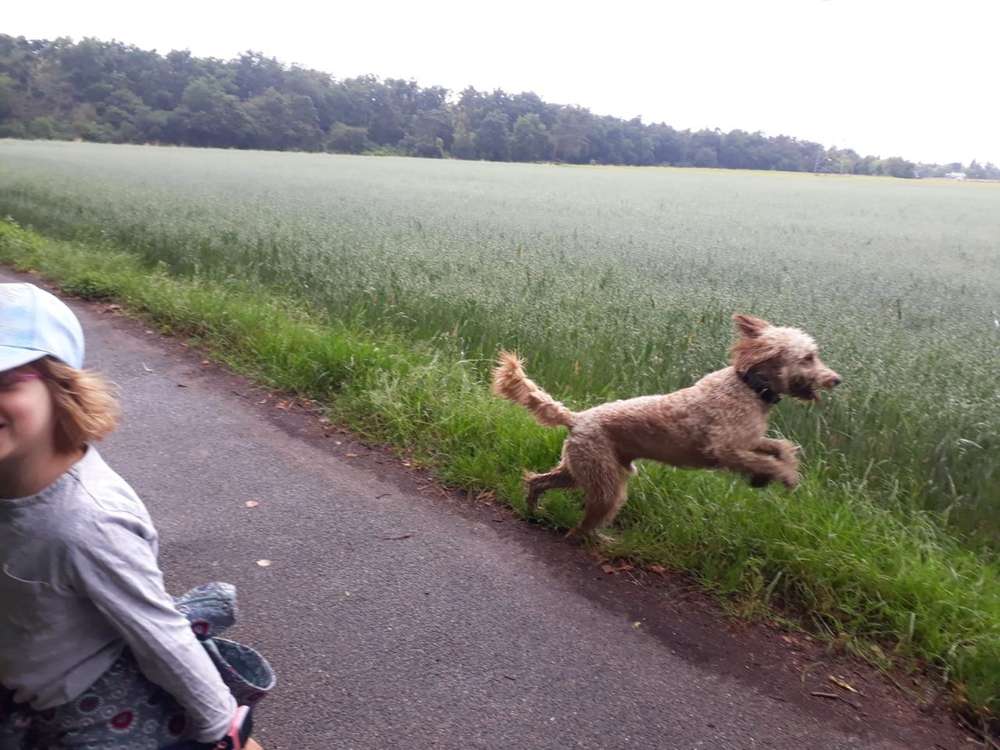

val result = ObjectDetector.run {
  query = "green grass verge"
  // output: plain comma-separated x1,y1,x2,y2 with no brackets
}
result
1,218,997,720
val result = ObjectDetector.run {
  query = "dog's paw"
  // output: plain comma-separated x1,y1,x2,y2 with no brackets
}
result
768,440,800,462
780,441,801,459
781,471,801,490
565,528,616,546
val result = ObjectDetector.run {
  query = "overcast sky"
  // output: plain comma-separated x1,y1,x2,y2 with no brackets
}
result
6,0,998,164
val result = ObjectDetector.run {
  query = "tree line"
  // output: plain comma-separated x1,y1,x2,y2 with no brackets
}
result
1,35,997,180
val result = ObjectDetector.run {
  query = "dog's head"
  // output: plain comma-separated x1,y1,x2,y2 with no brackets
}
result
729,314,841,401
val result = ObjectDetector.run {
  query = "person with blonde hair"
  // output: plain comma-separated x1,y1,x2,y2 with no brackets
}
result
0,283,265,749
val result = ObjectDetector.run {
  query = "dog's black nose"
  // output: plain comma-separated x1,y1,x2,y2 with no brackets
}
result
831,376,842,387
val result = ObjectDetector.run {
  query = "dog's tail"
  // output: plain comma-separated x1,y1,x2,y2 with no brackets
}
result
491,351,575,429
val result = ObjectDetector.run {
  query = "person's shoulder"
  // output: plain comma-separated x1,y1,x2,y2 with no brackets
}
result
65,447,155,540
10,449,157,585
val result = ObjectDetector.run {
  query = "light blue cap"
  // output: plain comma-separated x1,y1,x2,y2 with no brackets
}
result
0,283,85,371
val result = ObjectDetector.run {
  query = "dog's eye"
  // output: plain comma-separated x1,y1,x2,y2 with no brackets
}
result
802,353,815,363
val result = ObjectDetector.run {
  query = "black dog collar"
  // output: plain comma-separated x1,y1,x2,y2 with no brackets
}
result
740,370,782,405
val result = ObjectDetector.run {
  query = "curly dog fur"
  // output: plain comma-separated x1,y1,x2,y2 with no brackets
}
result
492,314,842,538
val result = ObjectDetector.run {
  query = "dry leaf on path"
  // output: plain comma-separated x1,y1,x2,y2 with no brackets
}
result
829,676,861,695
245,500,259,508
256,559,272,567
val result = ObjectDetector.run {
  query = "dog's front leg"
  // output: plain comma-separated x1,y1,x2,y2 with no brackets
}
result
756,437,799,463
748,438,799,487
715,447,800,489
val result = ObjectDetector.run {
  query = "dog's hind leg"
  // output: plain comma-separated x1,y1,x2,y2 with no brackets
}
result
524,463,575,513
565,448,631,542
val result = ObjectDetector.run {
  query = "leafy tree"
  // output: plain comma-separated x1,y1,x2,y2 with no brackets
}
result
690,129,722,167
26,116,58,139
474,110,510,161
365,83,406,145
551,106,590,162
135,108,171,142
176,77,254,148
246,87,323,150
0,74,14,120
403,133,444,158
410,108,454,152
450,117,476,159
57,38,108,98
650,124,684,165
963,160,1000,179
692,146,718,168
328,76,377,128
233,52,285,99
877,157,916,179
327,122,369,153
981,163,1000,180
510,113,552,161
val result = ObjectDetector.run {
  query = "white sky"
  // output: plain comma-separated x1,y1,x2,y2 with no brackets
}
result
5,0,999,164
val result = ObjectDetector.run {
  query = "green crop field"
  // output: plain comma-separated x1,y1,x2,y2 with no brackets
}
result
1,140,998,716
2,140,997,534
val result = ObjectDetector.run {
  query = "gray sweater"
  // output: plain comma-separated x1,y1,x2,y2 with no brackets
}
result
0,447,237,742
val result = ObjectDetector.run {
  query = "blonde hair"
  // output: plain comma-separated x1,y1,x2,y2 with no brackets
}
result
34,357,120,452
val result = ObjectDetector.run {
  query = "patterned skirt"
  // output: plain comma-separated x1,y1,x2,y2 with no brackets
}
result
0,583,274,750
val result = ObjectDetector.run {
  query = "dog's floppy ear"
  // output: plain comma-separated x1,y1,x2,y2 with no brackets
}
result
730,317,781,375
730,335,782,375
732,314,770,339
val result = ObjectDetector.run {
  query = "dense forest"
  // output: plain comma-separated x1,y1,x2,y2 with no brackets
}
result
1,35,997,179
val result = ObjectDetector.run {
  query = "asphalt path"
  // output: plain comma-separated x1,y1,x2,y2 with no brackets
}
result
5,270,969,750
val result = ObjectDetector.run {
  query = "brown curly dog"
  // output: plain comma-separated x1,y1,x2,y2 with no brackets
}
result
492,314,842,539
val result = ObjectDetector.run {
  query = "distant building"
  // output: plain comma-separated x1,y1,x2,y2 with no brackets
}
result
945,172,967,180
